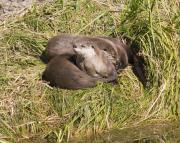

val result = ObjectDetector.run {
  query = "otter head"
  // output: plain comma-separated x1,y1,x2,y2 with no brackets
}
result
73,43,97,58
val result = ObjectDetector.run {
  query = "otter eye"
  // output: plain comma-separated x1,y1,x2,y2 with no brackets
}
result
91,45,95,49
104,49,107,51
81,44,85,48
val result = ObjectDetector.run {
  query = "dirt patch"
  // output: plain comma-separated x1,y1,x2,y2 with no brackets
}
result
0,0,52,22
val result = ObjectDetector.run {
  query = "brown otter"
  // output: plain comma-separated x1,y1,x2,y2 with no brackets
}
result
40,34,129,89
41,34,146,88
73,42,117,80
42,56,116,90
97,36,130,70
98,36,147,86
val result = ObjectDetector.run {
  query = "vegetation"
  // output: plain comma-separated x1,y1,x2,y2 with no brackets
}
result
0,0,179,142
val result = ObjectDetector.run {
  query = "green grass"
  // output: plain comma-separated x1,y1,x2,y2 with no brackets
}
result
0,0,179,142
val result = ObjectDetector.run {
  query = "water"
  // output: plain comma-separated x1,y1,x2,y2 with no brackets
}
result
21,121,180,143
71,122,180,143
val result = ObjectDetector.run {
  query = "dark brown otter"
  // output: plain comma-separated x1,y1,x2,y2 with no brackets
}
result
42,56,117,90
95,37,129,71
99,36,147,86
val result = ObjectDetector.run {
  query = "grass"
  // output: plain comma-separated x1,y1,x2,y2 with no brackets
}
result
0,0,179,142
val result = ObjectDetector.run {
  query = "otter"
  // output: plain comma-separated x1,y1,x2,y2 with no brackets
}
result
41,34,122,89
42,56,116,90
41,34,146,88
97,36,131,70
73,42,117,80
99,36,147,86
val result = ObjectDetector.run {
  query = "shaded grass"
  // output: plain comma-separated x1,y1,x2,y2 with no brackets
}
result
0,0,179,142
119,0,180,117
